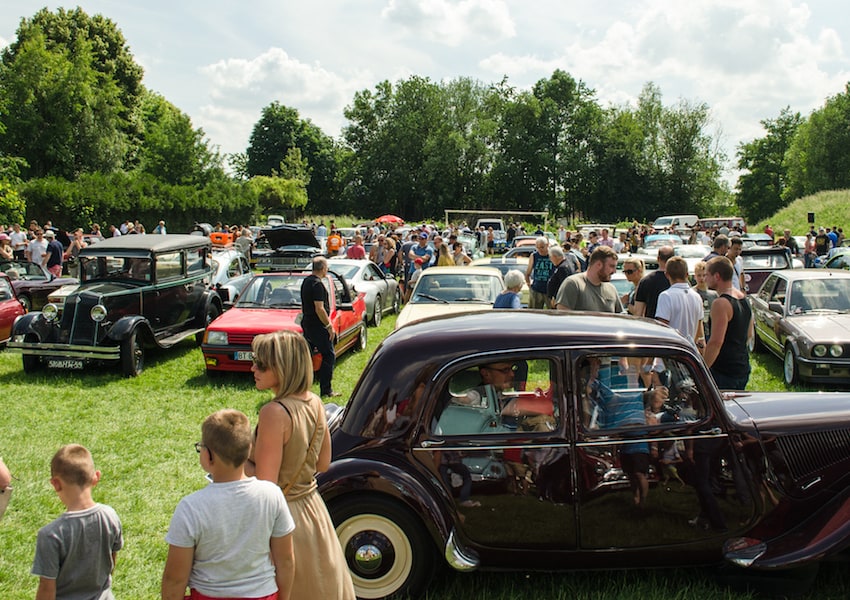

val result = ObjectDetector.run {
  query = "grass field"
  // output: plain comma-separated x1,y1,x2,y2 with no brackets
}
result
1,313,848,599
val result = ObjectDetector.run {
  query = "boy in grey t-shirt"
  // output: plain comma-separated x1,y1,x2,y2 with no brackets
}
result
32,444,123,600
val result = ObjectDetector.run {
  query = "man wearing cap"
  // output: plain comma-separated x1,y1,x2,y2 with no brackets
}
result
408,232,434,275
43,229,64,277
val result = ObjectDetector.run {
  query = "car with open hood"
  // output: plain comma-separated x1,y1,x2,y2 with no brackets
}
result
8,235,221,377
318,310,850,599
201,270,367,374
255,224,323,272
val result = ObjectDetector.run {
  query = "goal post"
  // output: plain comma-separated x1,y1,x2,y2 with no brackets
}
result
444,209,549,230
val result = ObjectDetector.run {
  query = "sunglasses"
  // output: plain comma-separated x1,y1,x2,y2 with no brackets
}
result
252,359,268,371
623,269,637,275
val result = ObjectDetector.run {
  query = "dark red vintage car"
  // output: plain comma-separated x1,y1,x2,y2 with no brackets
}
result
318,311,850,599
0,259,78,311
0,274,26,346
201,271,367,373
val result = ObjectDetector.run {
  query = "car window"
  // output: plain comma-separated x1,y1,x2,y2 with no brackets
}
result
156,251,183,281
0,278,12,299
769,277,787,305
434,358,559,437
578,354,707,433
227,258,241,278
187,247,208,276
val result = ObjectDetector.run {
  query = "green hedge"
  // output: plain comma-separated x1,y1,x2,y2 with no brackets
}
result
19,171,259,232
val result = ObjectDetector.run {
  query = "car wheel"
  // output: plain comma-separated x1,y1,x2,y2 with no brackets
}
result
19,294,32,312
22,334,41,373
371,295,382,326
392,288,401,314
121,330,144,378
330,496,437,600
196,302,221,345
355,321,368,352
784,345,799,385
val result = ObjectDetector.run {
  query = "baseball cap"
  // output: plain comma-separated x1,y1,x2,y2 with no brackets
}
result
419,232,428,239
414,257,424,264
44,230,55,238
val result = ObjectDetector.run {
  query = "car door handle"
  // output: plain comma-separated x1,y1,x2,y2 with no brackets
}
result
420,439,445,448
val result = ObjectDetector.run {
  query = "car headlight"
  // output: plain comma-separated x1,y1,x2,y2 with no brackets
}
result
830,344,844,358
206,330,228,345
42,303,59,322
813,344,827,358
90,304,108,322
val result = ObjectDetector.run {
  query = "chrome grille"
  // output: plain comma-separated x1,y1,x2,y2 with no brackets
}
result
775,428,850,481
67,295,99,345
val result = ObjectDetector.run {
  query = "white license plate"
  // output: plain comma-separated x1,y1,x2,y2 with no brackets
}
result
47,359,84,370
234,351,253,362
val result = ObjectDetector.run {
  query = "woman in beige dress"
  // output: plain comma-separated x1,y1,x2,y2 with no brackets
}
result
248,330,355,600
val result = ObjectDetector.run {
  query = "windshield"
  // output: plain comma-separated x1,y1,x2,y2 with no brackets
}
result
411,273,503,304
788,279,850,313
235,275,305,308
675,245,711,258
80,256,153,283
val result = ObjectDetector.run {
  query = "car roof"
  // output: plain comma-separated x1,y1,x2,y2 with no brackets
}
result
388,310,691,354
418,266,503,277
767,269,850,281
78,234,210,255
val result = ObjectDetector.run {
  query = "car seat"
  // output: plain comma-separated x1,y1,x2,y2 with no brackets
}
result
268,287,296,306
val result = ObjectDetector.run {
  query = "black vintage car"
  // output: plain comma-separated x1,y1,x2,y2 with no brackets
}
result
9,235,222,377
319,311,850,599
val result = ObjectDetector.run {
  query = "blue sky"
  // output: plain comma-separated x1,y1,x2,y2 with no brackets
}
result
3,1,849,182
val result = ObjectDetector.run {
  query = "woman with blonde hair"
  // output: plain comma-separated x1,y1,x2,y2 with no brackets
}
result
436,242,453,266
381,237,397,275
248,330,355,599
621,257,644,315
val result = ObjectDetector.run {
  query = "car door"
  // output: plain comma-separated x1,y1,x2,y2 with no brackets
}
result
572,349,757,565
364,263,388,311
419,354,576,566
752,274,783,354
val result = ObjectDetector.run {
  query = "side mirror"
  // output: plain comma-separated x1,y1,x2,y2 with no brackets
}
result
768,301,784,314
338,302,354,312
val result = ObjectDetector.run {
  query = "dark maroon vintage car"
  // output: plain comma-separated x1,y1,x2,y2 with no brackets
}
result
0,259,78,311
318,311,850,599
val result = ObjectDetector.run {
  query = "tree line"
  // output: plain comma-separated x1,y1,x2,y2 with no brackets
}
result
0,7,846,231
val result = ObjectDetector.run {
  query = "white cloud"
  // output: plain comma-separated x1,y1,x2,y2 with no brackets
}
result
382,0,516,46
197,48,372,154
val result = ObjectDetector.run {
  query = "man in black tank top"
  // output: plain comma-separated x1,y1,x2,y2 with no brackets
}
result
703,256,753,390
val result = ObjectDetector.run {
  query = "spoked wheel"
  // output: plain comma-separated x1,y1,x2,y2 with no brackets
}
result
331,497,436,600
196,302,221,345
121,330,144,377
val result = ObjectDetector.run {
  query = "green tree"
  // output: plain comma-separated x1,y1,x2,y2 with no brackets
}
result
245,102,337,213
736,107,802,222
784,83,850,201
0,7,144,178
136,90,223,186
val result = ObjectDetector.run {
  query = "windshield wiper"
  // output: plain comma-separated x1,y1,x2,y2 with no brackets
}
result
454,297,488,302
416,293,448,303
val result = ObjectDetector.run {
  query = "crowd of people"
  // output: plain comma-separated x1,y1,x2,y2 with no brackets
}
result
7,329,354,600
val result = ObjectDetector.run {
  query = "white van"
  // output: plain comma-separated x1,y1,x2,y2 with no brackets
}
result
652,214,699,233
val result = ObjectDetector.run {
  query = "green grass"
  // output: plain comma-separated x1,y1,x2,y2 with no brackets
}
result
0,313,847,599
751,189,849,235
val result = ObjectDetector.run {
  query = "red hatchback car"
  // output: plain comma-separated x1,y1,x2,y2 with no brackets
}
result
201,271,368,373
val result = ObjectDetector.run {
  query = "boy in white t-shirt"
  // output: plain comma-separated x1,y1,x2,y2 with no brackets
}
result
161,409,295,600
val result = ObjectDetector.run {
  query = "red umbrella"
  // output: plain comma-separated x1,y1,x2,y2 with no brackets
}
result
375,214,405,225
